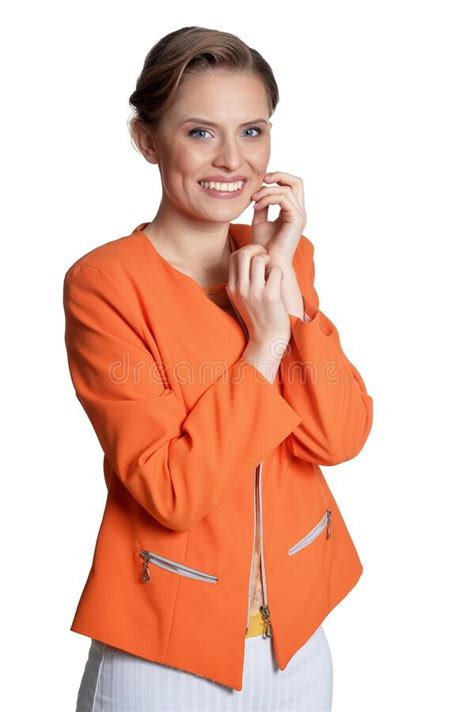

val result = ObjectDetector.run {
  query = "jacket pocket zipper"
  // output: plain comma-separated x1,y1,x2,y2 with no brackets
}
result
288,509,332,557
139,549,218,584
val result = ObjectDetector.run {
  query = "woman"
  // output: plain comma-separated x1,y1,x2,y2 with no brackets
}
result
65,26,373,712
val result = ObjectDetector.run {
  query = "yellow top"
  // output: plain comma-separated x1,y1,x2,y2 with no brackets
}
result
245,610,265,638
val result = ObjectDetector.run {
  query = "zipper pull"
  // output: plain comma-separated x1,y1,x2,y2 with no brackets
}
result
140,552,151,583
260,605,272,638
326,510,332,539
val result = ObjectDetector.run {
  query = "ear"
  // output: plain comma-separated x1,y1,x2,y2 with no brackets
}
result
130,119,160,165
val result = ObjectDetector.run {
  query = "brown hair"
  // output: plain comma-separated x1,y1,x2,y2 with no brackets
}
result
128,26,279,149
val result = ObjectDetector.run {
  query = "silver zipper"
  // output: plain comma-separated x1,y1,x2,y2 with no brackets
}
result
139,550,218,584
245,466,258,634
258,461,273,638
288,509,332,556
245,461,273,638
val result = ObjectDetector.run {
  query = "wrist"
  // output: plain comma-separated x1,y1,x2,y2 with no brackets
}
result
243,341,283,385
248,330,290,351
267,254,294,273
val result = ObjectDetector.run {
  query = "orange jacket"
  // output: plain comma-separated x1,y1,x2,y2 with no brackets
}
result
63,221,373,691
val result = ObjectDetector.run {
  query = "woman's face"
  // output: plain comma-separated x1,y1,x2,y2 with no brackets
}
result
145,69,272,222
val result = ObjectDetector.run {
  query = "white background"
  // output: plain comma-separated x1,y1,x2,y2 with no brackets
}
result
2,1,473,710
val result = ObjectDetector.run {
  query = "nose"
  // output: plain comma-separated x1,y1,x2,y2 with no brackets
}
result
213,136,243,170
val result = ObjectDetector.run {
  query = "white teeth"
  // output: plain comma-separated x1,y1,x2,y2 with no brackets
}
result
199,180,244,192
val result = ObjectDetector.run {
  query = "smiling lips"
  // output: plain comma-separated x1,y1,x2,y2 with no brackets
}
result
198,178,247,198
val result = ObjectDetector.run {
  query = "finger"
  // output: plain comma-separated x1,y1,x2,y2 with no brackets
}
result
254,192,300,216
252,185,292,199
228,244,265,292
263,172,305,203
251,198,270,226
235,244,267,291
227,247,236,292
249,253,271,290
264,264,284,297
253,186,302,216
254,188,300,213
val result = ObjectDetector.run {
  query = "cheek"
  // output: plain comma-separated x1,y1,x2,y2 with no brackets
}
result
245,142,270,168
161,146,204,192
164,138,204,172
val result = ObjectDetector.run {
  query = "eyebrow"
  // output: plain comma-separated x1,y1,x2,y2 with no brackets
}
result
180,117,269,127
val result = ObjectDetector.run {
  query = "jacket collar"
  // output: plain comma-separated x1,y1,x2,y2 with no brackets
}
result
126,221,254,349
131,221,252,278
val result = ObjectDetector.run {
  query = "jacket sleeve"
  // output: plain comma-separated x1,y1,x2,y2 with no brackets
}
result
63,261,302,531
279,236,373,466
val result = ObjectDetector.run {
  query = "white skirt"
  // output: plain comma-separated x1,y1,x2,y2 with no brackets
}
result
75,625,333,712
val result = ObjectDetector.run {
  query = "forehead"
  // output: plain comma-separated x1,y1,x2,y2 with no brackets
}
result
166,71,270,124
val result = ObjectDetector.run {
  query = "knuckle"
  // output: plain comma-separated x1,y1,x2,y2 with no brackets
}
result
262,290,279,304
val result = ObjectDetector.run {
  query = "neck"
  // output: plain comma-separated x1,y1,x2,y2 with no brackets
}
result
143,204,237,287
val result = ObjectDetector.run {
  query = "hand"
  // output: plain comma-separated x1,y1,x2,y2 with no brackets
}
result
225,244,290,347
250,171,307,266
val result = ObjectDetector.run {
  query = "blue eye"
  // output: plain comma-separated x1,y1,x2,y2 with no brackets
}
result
243,127,263,137
187,127,263,139
188,128,212,139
